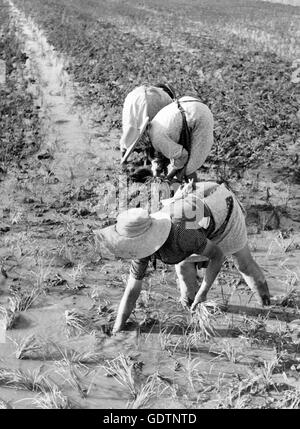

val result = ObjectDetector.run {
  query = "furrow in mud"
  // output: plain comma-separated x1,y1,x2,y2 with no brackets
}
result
7,0,116,181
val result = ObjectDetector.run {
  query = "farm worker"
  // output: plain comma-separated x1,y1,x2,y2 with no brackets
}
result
121,95,214,182
97,181,271,333
120,83,176,160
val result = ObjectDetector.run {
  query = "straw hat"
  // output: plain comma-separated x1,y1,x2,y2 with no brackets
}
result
96,208,172,259
120,85,173,163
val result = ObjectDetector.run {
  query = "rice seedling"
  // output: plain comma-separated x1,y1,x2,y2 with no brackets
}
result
175,330,203,354
0,367,54,392
33,337,103,367
55,359,88,399
212,340,244,364
33,385,75,409
188,301,219,341
158,328,180,354
127,373,162,409
212,372,227,396
183,330,207,352
0,399,13,409
217,386,250,409
158,313,188,332
239,314,267,337
64,309,91,337
174,330,193,354
31,256,53,289
179,356,205,393
10,209,23,225
0,305,19,329
278,388,300,409
68,349,103,366
9,288,41,312
12,334,44,360
57,242,75,268
88,288,110,305
102,354,138,399
219,283,234,312
69,263,86,282
259,358,279,389
272,287,298,309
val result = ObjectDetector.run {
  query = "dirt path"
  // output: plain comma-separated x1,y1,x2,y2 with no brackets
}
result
0,0,299,409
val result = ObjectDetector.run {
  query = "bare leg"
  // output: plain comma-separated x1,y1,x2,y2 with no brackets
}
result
233,244,271,306
175,260,198,308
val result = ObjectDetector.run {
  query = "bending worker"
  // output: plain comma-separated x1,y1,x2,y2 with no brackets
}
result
121,95,214,182
98,181,271,333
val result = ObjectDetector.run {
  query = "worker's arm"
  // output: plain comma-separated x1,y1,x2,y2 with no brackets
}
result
112,274,143,333
112,257,149,333
191,240,225,311
149,122,188,170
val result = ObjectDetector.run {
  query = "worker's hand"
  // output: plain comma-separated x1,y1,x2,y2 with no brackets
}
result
111,328,125,336
151,159,160,177
179,296,193,311
172,179,194,200
190,293,207,312
166,167,179,181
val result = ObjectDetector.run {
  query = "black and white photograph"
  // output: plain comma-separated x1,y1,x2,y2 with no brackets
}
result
0,0,299,412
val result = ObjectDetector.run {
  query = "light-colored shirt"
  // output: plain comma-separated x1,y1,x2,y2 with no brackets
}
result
149,96,214,175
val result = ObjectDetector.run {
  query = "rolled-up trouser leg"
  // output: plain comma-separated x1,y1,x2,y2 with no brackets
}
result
175,260,198,307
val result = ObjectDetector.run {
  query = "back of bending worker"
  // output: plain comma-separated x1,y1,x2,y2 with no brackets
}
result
98,182,271,333
121,96,214,183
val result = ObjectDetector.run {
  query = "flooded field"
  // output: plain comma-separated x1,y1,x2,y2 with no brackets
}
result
0,0,299,409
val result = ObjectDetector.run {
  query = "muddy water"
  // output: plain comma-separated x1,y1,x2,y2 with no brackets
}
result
0,0,299,409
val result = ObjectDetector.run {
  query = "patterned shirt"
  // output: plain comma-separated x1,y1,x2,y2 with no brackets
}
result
130,218,209,280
